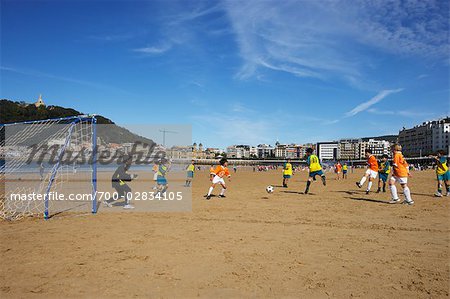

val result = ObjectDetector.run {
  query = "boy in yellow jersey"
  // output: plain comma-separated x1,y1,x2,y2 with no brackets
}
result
156,159,170,196
304,148,326,194
389,144,414,205
342,163,348,179
282,159,293,188
429,150,449,197
185,160,195,187
206,158,231,200
377,154,390,193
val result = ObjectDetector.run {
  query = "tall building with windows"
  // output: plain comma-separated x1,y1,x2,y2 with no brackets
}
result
398,117,449,156
257,144,275,159
338,139,360,160
316,142,338,160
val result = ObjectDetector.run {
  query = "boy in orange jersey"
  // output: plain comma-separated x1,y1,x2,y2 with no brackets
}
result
335,161,342,180
389,144,414,205
356,149,378,194
206,158,231,200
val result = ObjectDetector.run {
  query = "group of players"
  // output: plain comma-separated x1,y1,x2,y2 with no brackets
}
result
105,144,449,208
205,144,449,206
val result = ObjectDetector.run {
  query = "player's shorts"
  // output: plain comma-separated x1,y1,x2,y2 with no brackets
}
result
379,173,389,182
343,170,347,174
390,176,407,184
187,171,194,178
437,171,450,181
156,176,167,185
212,176,225,185
366,169,378,179
309,170,324,177
283,174,292,178
153,172,158,181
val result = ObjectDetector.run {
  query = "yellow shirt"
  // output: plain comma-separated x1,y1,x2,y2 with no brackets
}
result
436,157,448,175
283,163,293,176
343,165,348,171
187,164,195,172
307,155,322,172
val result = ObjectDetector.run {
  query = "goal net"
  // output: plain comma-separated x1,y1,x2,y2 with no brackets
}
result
0,115,97,220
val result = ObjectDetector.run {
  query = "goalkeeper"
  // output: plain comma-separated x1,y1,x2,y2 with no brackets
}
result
107,155,138,209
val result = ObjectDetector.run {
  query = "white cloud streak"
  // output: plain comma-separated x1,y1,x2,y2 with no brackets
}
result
1,65,131,94
133,44,172,54
345,89,403,117
223,0,449,84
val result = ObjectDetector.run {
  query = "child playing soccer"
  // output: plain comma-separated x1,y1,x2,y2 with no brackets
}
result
356,149,378,194
185,160,195,187
152,161,159,190
342,163,348,179
335,161,342,180
429,150,449,197
109,155,138,209
389,144,414,205
304,148,326,194
156,159,170,196
282,159,293,188
377,154,390,193
206,158,231,200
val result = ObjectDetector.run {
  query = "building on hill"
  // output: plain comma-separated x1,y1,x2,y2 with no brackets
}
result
34,94,45,107
398,117,450,156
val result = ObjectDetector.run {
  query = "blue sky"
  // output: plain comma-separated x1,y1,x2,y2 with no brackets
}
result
1,0,449,148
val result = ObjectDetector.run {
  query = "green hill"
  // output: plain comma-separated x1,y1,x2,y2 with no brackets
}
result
0,99,155,145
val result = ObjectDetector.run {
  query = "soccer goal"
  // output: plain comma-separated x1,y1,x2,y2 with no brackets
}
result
0,115,97,220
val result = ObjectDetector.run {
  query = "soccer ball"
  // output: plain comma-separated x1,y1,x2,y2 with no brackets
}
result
266,185,274,193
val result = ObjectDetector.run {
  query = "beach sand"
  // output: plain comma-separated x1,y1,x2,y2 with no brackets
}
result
1,168,449,298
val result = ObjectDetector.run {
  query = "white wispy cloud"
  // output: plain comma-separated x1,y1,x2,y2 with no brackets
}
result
133,44,172,54
345,89,403,117
134,2,224,57
191,114,274,145
88,33,134,42
223,0,449,84
367,108,436,118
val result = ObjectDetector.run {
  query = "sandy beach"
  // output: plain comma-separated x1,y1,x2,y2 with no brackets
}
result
1,168,449,298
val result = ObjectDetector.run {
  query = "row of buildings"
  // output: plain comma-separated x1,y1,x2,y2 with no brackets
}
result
222,139,391,161
398,117,449,157
164,117,449,161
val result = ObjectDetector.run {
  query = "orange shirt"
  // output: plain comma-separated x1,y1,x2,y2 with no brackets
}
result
213,165,230,178
336,164,342,171
367,155,378,172
393,151,408,177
